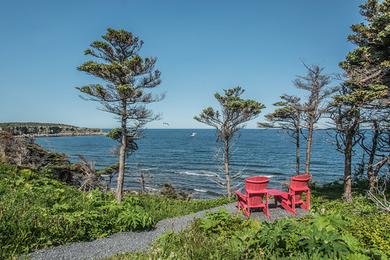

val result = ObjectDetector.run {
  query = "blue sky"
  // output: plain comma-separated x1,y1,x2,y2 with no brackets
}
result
0,0,364,128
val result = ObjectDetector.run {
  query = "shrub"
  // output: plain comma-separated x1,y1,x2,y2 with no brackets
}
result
198,210,244,236
110,193,390,259
349,213,390,256
0,163,229,259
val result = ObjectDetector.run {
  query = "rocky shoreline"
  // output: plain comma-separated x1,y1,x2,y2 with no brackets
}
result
28,131,106,137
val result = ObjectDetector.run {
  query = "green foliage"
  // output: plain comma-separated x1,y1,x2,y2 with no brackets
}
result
77,28,163,202
337,0,390,111
332,84,388,106
107,128,139,156
340,0,390,90
198,210,244,236
136,194,230,222
77,28,161,112
194,87,265,133
0,163,229,259
111,192,390,260
263,95,302,127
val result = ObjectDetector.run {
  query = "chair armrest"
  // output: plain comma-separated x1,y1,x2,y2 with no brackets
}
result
235,190,247,201
290,186,310,192
246,189,268,195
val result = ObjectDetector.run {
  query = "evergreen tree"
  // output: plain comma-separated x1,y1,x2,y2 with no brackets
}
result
340,0,390,95
294,64,336,175
77,28,162,202
258,95,303,175
334,0,389,201
195,87,265,197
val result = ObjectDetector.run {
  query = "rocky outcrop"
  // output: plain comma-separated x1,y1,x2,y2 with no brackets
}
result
0,122,104,137
0,131,85,186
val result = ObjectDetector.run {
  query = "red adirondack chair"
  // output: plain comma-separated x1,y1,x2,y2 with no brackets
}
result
235,176,270,218
278,174,311,215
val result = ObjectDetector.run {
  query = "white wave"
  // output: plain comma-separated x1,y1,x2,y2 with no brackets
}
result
139,168,157,171
179,171,214,177
145,186,159,192
194,188,207,193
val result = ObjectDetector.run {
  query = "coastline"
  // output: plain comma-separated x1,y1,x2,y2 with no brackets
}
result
31,132,106,138
0,122,105,137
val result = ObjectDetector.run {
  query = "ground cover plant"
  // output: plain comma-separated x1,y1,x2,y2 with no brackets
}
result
111,183,390,259
0,163,229,259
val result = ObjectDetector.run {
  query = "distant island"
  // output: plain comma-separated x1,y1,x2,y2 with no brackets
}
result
0,122,104,137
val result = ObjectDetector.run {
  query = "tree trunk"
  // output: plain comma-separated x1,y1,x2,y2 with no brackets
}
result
224,140,231,198
295,124,301,175
116,105,127,202
305,122,314,174
343,133,353,202
367,120,379,192
371,156,389,192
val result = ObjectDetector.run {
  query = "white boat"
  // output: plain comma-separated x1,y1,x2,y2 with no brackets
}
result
191,132,196,137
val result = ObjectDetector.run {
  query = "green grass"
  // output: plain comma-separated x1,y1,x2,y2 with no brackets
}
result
110,185,390,259
0,163,230,259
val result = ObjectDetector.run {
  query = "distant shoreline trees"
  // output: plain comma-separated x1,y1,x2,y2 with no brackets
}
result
195,87,265,197
77,28,163,202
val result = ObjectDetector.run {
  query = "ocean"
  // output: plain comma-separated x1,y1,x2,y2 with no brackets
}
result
36,129,355,198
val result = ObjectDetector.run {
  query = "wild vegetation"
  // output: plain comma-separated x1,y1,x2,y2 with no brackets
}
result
0,0,389,259
0,163,229,259
110,184,390,259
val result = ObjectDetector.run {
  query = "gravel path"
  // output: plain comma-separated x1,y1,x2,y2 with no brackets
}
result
29,203,307,260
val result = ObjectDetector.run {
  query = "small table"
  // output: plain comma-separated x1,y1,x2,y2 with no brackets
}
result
267,189,286,206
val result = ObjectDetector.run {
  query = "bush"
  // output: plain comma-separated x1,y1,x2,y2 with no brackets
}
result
111,192,390,259
0,164,229,259
349,213,390,255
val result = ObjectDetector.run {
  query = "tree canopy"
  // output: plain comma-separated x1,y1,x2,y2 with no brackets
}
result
195,87,265,142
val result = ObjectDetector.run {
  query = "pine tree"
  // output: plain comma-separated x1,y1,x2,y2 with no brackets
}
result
259,95,303,175
77,28,162,202
294,64,336,175
334,0,389,201
194,87,265,197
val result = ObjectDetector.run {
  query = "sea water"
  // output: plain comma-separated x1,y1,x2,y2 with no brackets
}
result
36,129,357,198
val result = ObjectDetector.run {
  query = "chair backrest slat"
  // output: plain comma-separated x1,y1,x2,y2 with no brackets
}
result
245,176,269,191
245,176,269,207
290,174,310,190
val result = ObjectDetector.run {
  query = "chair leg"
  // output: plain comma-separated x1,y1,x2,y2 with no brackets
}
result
265,195,270,219
291,193,296,215
281,200,294,214
281,193,297,215
245,207,251,217
302,190,310,211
